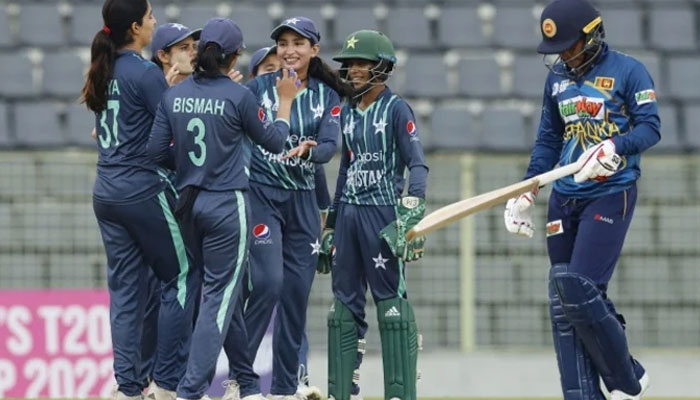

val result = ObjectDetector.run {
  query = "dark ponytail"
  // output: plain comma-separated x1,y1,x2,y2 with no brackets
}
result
194,43,237,79
80,0,148,113
308,57,354,101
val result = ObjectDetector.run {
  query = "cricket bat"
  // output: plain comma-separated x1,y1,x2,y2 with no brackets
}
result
405,160,584,241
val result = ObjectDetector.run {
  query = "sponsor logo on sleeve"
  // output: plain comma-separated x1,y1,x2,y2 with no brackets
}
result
406,120,417,136
635,89,656,105
258,108,268,123
546,219,564,237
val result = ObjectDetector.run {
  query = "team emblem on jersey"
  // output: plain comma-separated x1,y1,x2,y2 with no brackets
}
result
253,224,272,245
542,18,557,38
546,220,563,237
593,77,615,91
258,108,268,123
635,89,656,105
406,120,417,136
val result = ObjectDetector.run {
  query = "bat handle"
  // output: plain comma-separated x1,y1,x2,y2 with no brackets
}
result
405,227,417,241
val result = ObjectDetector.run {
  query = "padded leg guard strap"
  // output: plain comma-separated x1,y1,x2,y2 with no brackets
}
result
377,297,418,400
328,299,358,400
552,268,641,395
549,264,605,400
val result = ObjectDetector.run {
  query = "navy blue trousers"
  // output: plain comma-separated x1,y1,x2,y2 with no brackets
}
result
546,185,641,398
332,203,406,340
94,190,197,396
177,190,251,399
227,182,320,396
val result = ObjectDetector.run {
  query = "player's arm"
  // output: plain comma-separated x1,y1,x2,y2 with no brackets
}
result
315,164,331,211
393,101,428,198
614,61,661,155
524,83,564,179
304,90,341,163
139,64,169,116
147,100,174,166
239,88,290,154
332,134,350,212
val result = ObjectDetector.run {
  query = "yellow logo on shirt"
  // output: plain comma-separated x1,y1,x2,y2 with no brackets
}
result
593,77,615,91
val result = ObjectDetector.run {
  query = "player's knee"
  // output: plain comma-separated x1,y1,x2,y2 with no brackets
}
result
551,270,609,323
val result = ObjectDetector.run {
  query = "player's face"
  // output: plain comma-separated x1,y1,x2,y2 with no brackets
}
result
168,36,197,74
346,59,374,89
257,54,281,76
134,3,156,47
276,31,319,74
560,39,585,69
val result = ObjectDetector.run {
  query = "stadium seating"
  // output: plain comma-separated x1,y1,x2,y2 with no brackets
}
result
66,104,97,147
70,5,103,45
437,6,485,48
649,5,696,51
386,7,431,49
0,52,40,98
0,102,9,146
0,7,13,48
597,8,644,49
332,7,378,47
230,5,276,49
512,55,548,98
668,57,700,100
492,6,539,49
402,53,451,97
457,56,503,97
14,102,65,147
176,4,222,29
18,4,65,46
42,52,86,98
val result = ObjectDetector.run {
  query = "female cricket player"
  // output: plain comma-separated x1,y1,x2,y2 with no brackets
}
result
226,16,351,400
221,43,327,400
504,0,660,399
151,23,201,86
148,17,299,400
322,30,428,400
80,1,198,398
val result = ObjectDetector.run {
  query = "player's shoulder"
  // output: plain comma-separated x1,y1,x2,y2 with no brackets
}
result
606,50,650,76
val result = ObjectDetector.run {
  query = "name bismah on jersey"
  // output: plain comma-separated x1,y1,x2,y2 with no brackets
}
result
346,150,385,188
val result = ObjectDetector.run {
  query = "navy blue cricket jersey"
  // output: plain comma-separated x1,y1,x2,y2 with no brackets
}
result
148,74,290,191
334,88,428,207
526,44,660,197
245,70,341,191
93,50,169,204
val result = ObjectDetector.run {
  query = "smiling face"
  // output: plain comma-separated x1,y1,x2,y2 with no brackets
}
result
345,59,375,89
275,30,319,75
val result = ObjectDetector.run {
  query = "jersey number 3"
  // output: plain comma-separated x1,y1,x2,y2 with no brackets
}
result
187,117,206,167
98,100,120,149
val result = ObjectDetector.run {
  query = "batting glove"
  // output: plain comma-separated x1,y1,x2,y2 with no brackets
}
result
380,197,426,262
573,139,621,183
316,209,336,274
503,191,536,239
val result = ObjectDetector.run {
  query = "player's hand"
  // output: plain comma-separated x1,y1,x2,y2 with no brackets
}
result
573,139,620,183
90,128,97,140
503,191,536,239
316,209,336,274
281,140,317,160
165,64,180,86
227,68,243,83
276,68,300,101
380,197,426,262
